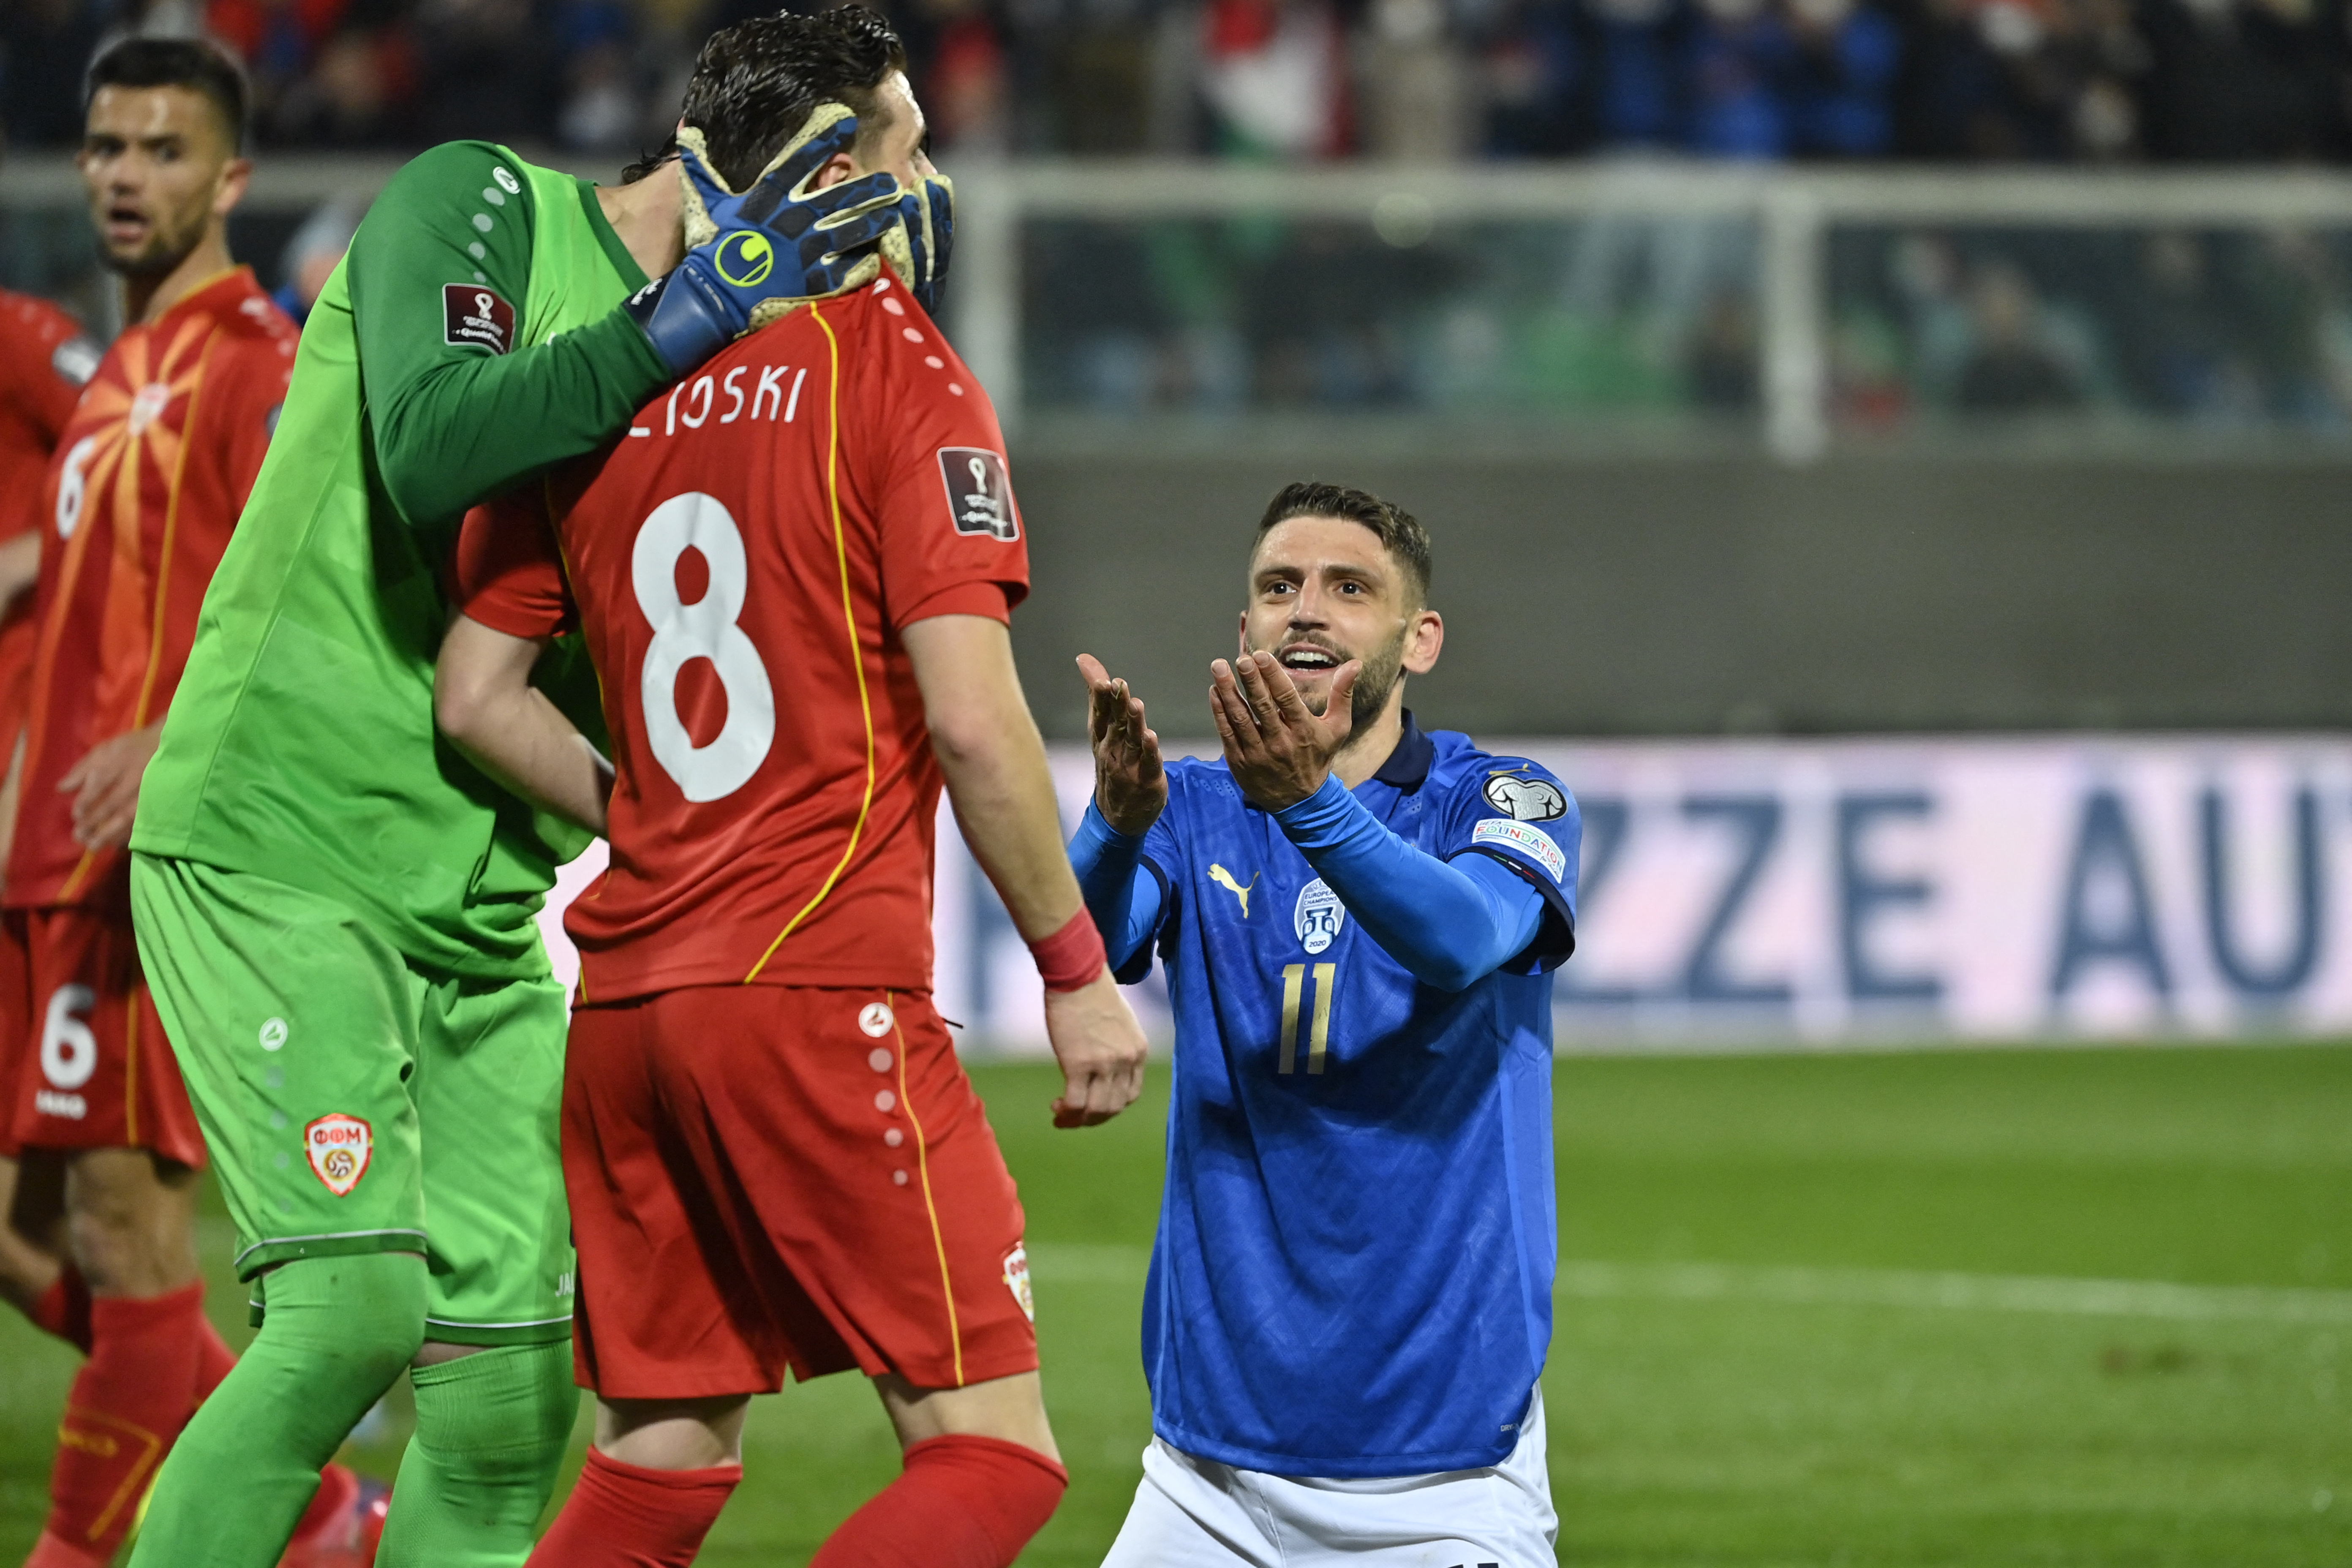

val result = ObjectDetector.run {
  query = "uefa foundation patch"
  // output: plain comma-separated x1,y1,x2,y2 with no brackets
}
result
305,1114,373,1195
1472,817,1568,882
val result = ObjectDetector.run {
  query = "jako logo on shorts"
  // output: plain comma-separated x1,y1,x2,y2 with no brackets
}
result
305,1113,373,1195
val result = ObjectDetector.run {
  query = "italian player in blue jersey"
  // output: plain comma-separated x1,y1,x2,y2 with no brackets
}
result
1070,481,1579,1566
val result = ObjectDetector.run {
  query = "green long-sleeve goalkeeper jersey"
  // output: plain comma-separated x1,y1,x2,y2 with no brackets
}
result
132,142,668,977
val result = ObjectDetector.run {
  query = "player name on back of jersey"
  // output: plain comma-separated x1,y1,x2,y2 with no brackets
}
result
494,277,1028,1005
637,358,808,437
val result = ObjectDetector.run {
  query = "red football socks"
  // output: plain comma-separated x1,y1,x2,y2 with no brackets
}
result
811,1434,1069,1568
39,1282,212,1563
524,1448,741,1567
28,1263,93,1353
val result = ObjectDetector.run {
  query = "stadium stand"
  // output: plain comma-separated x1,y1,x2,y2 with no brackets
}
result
4,0,2348,163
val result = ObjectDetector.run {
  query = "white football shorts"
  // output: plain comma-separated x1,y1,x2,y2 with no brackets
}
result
1100,1389,1557,1568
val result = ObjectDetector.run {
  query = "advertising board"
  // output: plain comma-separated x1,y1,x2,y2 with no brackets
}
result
539,736,2352,1051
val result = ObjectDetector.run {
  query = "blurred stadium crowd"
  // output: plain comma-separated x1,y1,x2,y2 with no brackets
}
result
6,0,2352,434
3,0,2349,163
1023,217,2352,425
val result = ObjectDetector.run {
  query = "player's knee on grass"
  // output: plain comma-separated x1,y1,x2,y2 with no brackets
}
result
376,1339,578,1568
57,1148,199,1295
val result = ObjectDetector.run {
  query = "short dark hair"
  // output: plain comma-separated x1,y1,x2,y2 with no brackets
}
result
623,6,907,189
85,37,249,154
1256,482,1433,606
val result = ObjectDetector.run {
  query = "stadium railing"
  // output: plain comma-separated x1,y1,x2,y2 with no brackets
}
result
11,155,2352,463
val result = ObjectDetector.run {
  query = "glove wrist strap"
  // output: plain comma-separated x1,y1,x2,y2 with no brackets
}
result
624,270,727,378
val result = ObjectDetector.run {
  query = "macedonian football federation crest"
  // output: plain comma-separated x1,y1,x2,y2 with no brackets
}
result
1294,879,1345,955
1002,1244,1035,1323
304,1113,373,1196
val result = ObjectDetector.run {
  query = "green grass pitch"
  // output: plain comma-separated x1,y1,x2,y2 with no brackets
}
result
1,1045,2348,1565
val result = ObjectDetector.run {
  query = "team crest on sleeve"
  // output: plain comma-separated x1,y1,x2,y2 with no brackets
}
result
1293,879,1345,955
1473,819,1567,883
442,284,515,354
937,448,1018,541
1002,1244,1035,1323
1483,770,1567,822
304,1114,373,1196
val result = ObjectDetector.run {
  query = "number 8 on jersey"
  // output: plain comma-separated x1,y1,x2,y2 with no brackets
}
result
633,492,776,803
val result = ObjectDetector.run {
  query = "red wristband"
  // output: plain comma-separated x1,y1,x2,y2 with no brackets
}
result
1030,908,1108,993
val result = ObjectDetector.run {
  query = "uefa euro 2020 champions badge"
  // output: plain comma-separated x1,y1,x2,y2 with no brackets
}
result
1295,879,1345,955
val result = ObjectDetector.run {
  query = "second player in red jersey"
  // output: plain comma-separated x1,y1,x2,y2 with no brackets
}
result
0,297,98,1129
436,15,1147,1565
8,260,294,1158
0,271,102,1567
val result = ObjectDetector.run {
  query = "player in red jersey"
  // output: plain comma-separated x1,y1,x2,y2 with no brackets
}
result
0,281,101,1347
435,17,1147,1564
0,41,371,1568
0,291,99,768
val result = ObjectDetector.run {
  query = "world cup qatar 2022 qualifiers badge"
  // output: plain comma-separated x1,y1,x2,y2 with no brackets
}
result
304,1113,373,1196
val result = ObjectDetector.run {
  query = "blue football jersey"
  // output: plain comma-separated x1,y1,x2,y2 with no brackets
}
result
1128,715,1580,1477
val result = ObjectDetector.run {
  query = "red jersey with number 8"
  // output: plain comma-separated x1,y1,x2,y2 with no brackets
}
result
454,275,1029,1002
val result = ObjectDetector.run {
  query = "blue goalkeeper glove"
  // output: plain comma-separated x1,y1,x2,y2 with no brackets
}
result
626,106,905,376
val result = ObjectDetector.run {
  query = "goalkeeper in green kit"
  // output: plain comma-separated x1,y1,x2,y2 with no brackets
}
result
121,11,953,1564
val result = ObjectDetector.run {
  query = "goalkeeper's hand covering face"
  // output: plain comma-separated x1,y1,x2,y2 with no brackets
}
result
628,102,956,376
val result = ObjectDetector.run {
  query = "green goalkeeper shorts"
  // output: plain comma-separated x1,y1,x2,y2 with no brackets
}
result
131,852,574,1345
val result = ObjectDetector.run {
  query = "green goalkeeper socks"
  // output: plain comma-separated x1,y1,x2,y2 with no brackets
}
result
125,1251,427,1568
375,1338,580,1567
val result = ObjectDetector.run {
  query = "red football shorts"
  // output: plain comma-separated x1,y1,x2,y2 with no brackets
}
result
5,908,203,1168
564,984,1039,1400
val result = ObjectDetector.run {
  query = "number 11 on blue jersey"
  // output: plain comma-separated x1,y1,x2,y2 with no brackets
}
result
1278,963,1335,1075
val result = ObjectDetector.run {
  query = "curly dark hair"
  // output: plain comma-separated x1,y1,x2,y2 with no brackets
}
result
623,5,907,189
1257,482,1433,606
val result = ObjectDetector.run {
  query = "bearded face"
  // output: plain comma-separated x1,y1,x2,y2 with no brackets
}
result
80,84,236,283
1241,514,1438,752
1247,618,1407,734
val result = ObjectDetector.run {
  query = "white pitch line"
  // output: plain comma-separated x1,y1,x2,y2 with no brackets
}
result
1555,1260,2352,1325
1027,1245,2352,1325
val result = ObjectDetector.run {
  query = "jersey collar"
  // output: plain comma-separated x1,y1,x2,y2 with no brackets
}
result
1367,710,1435,791
148,264,260,330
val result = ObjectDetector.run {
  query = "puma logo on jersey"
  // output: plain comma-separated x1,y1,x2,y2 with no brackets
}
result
1209,864,1258,917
